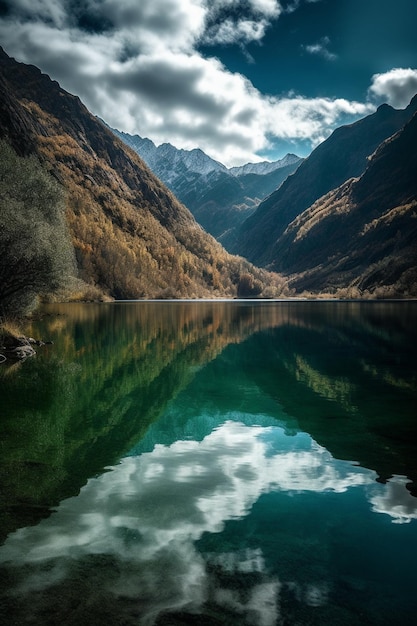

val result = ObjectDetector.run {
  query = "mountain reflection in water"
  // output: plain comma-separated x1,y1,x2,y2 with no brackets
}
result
1,300,416,625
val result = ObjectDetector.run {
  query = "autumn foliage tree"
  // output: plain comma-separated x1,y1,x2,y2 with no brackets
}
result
0,140,76,316
237,272,263,297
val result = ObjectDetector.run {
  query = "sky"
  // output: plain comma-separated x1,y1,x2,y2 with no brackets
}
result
0,0,416,166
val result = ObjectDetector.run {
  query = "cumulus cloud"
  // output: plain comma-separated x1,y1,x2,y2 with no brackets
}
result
199,0,281,47
265,95,371,148
203,17,270,45
0,0,375,165
206,0,281,19
368,68,417,109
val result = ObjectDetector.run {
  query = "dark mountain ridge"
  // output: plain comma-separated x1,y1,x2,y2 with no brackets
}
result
236,97,417,269
275,109,417,296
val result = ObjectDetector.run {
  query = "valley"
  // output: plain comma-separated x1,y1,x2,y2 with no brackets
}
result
1,46,416,306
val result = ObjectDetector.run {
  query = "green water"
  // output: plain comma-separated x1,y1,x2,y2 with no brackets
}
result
1,300,416,625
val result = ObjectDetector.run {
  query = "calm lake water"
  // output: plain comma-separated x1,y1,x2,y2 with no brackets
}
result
1,300,417,625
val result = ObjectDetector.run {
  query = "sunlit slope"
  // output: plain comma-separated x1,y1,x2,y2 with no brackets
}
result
0,47,284,299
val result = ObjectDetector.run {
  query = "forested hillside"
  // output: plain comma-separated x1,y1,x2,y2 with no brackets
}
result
0,47,285,309
236,98,417,266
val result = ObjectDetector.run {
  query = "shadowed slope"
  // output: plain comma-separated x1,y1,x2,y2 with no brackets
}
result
279,111,417,296
237,98,417,271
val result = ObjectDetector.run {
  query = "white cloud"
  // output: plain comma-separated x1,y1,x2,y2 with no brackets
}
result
284,0,301,12
205,0,281,19
303,36,337,61
265,95,373,147
250,0,282,17
201,0,281,46
204,17,270,45
284,0,321,13
0,0,377,165
7,0,67,26
368,68,417,109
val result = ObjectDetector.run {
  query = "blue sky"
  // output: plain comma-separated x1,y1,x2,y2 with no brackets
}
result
0,0,416,166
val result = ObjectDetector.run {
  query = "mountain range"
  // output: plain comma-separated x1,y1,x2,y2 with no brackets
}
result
107,125,302,249
0,45,416,299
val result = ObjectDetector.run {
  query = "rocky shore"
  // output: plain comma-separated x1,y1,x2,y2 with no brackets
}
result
0,331,52,363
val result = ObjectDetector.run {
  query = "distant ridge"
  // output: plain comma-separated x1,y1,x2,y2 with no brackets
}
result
281,108,417,295
229,154,301,177
108,128,228,180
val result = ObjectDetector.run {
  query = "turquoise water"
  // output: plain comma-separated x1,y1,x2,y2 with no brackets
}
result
1,301,416,625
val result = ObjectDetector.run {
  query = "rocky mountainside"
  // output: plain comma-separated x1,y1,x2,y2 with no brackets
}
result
109,126,302,249
236,97,417,268
279,109,417,296
0,48,284,300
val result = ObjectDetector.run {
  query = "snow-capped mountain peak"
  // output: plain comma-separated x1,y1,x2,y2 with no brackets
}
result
229,154,301,177
157,144,228,177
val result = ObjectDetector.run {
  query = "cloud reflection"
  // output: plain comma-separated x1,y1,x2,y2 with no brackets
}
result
370,475,417,524
0,420,414,623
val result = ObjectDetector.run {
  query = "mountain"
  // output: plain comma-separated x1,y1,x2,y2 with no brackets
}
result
236,98,417,270
0,48,286,301
229,154,301,177
109,130,228,182
279,109,417,296
109,126,302,250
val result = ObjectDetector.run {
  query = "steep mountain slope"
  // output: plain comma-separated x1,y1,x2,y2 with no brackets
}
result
179,160,301,251
281,111,417,296
0,48,285,300
236,97,417,267
109,126,302,249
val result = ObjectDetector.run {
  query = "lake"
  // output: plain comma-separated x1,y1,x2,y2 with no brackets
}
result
1,300,417,625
